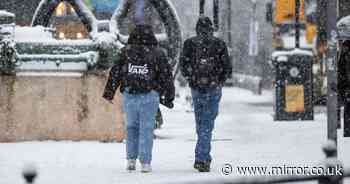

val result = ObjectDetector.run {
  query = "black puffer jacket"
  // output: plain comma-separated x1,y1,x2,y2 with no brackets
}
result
180,17,232,91
103,24,175,108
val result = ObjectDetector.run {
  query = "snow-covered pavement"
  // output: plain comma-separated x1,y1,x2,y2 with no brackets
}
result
0,87,349,184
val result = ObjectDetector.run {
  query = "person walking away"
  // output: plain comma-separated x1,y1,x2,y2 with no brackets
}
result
180,17,232,172
337,40,350,137
103,24,175,173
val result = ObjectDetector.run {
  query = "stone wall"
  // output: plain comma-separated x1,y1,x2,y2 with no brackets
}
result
0,73,125,142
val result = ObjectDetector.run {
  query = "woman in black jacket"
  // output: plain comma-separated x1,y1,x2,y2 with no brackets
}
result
103,24,175,172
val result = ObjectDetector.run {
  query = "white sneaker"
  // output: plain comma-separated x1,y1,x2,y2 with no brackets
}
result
141,164,152,173
126,160,136,171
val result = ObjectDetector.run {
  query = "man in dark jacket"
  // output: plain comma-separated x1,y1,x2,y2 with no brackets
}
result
180,17,232,172
103,24,175,172
337,40,350,137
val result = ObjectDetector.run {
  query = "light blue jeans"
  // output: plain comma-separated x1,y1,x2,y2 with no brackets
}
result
123,89,159,164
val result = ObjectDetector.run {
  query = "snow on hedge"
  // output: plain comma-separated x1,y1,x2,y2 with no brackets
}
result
15,26,94,46
0,10,15,17
0,25,15,34
92,31,117,49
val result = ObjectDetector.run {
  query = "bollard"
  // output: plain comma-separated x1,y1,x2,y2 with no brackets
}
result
318,140,343,184
22,164,37,184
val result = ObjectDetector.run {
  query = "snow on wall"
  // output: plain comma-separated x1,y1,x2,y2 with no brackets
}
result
15,26,95,46
16,71,84,77
18,61,88,72
17,51,99,72
14,26,54,42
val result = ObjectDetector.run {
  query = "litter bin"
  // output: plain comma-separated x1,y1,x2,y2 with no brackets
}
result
272,49,314,121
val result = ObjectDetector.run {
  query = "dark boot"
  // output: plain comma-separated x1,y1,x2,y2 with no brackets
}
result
194,161,211,172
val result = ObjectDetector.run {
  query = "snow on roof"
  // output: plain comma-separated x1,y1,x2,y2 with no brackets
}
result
0,10,15,17
272,48,314,60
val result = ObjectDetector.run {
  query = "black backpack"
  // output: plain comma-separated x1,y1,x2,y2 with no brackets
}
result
192,38,221,89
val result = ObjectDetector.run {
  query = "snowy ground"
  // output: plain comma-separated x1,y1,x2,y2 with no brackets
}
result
0,87,349,184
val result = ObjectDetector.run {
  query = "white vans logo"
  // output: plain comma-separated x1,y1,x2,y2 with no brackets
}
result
128,64,149,75
200,59,208,64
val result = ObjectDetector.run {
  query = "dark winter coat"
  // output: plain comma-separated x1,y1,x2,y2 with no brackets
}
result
337,40,350,100
180,17,232,91
103,24,175,108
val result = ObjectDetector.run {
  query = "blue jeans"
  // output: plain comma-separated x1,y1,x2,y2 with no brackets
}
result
123,90,159,164
191,88,222,162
